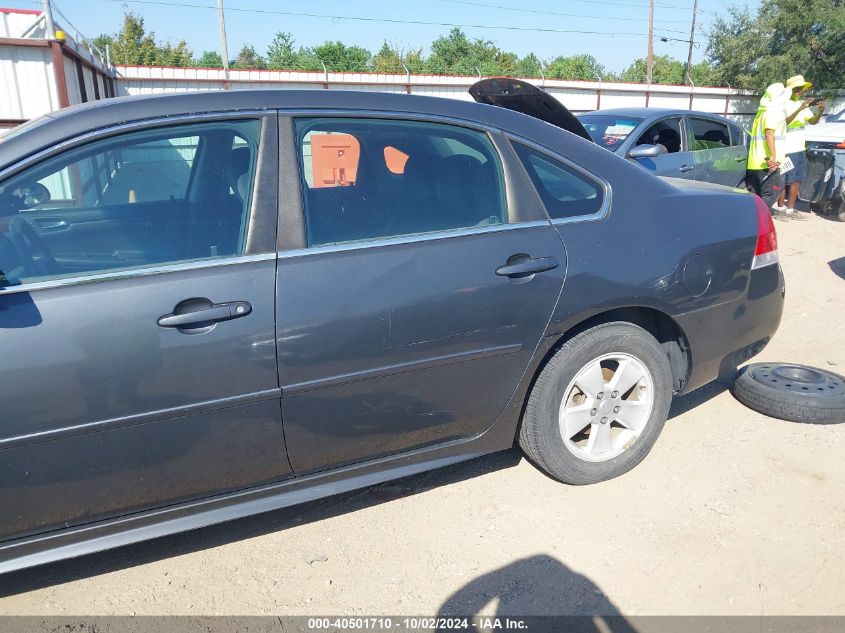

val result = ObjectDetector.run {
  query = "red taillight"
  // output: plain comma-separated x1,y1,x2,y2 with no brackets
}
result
752,194,778,269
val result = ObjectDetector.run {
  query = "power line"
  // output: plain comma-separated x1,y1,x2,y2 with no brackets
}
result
98,0,687,39
438,0,691,24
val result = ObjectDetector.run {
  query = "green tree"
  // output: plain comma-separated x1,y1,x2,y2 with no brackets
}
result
230,44,266,69
619,55,687,84
310,41,371,72
101,12,191,66
91,33,113,58
546,54,606,80
707,0,845,89
108,12,158,65
425,28,525,76
267,32,298,69
156,41,192,67
515,53,543,78
194,50,223,68
371,42,405,74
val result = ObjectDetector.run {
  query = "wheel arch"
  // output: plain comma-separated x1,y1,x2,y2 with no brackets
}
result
523,306,692,423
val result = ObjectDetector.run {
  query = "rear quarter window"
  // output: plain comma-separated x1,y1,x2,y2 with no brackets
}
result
513,142,605,220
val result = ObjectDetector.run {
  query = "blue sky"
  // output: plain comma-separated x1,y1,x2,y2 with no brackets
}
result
8,0,756,73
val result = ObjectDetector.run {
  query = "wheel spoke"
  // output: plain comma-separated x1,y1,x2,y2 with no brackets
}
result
574,360,606,399
614,400,650,433
608,358,645,396
586,422,613,456
561,403,594,439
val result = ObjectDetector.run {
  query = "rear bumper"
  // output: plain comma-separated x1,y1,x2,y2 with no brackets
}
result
675,263,785,394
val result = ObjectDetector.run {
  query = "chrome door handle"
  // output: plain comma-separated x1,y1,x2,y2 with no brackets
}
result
679,165,694,173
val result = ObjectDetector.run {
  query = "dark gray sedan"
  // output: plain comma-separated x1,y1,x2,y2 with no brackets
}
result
578,108,749,187
0,90,783,573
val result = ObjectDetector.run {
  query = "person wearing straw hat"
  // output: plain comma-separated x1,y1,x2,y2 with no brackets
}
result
746,82,790,218
772,74,826,219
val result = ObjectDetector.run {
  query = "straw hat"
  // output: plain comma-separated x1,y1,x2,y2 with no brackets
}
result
785,75,812,91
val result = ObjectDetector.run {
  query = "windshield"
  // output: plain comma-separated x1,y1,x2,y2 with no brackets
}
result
577,115,644,151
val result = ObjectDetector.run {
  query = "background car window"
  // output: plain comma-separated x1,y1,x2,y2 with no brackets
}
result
578,115,644,151
635,118,683,154
729,123,748,148
513,143,604,220
0,119,260,287
690,118,730,150
296,118,507,247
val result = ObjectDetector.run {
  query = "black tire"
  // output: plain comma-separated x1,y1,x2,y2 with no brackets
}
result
518,322,673,485
732,363,845,424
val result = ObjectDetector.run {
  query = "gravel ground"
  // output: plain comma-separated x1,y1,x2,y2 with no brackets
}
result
1,212,844,617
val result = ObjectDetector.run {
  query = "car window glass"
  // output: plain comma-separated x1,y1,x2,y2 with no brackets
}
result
513,143,604,220
729,124,747,147
383,146,409,174
296,118,507,247
578,115,643,151
690,118,730,150
0,119,261,288
635,118,683,154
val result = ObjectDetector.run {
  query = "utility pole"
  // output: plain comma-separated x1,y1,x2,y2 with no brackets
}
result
646,0,654,84
217,0,230,84
685,0,698,85
42,0,55,39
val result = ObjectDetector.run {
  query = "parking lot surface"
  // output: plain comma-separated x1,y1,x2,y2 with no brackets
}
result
1,214,844,616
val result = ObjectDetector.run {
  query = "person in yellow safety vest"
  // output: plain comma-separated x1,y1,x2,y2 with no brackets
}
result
746,82,789,219
772,74,826,220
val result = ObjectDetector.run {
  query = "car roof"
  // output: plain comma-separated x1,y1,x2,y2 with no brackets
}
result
580,107,736,121
0,89,600,172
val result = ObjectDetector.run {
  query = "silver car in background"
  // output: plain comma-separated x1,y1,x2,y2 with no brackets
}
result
578,108,749,188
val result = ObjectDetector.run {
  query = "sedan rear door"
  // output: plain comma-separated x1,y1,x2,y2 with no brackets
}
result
687,115,746,187
275,115,567,474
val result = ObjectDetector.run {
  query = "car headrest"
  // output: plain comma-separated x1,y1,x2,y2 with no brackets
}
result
656,128,681,153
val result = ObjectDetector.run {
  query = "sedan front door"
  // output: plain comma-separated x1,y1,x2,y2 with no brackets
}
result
628,116,696,180
0,114,292,542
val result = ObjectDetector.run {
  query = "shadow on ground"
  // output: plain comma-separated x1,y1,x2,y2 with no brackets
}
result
669,378,731,420
437,555,638,628
829,257,845,281
0,449,523,597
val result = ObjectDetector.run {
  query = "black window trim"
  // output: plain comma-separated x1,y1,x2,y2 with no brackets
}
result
504,133,612,226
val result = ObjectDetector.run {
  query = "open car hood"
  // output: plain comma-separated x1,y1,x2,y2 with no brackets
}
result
469,78,592,142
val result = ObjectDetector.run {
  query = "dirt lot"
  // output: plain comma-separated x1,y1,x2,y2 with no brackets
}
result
1,213,844,617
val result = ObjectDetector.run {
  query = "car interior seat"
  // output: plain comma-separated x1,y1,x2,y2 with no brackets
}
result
433,155,497,229
702,129,729,148
655,128,682,153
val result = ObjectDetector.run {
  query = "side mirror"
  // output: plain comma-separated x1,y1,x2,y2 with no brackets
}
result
16,181,51,208
627,144,668,159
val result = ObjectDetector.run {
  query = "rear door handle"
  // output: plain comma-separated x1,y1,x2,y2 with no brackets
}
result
496,256,558,278
679,165,694,173
158,301,252,328
735,156,747,162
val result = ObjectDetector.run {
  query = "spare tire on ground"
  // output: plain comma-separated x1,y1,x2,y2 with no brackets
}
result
732,363,845,424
